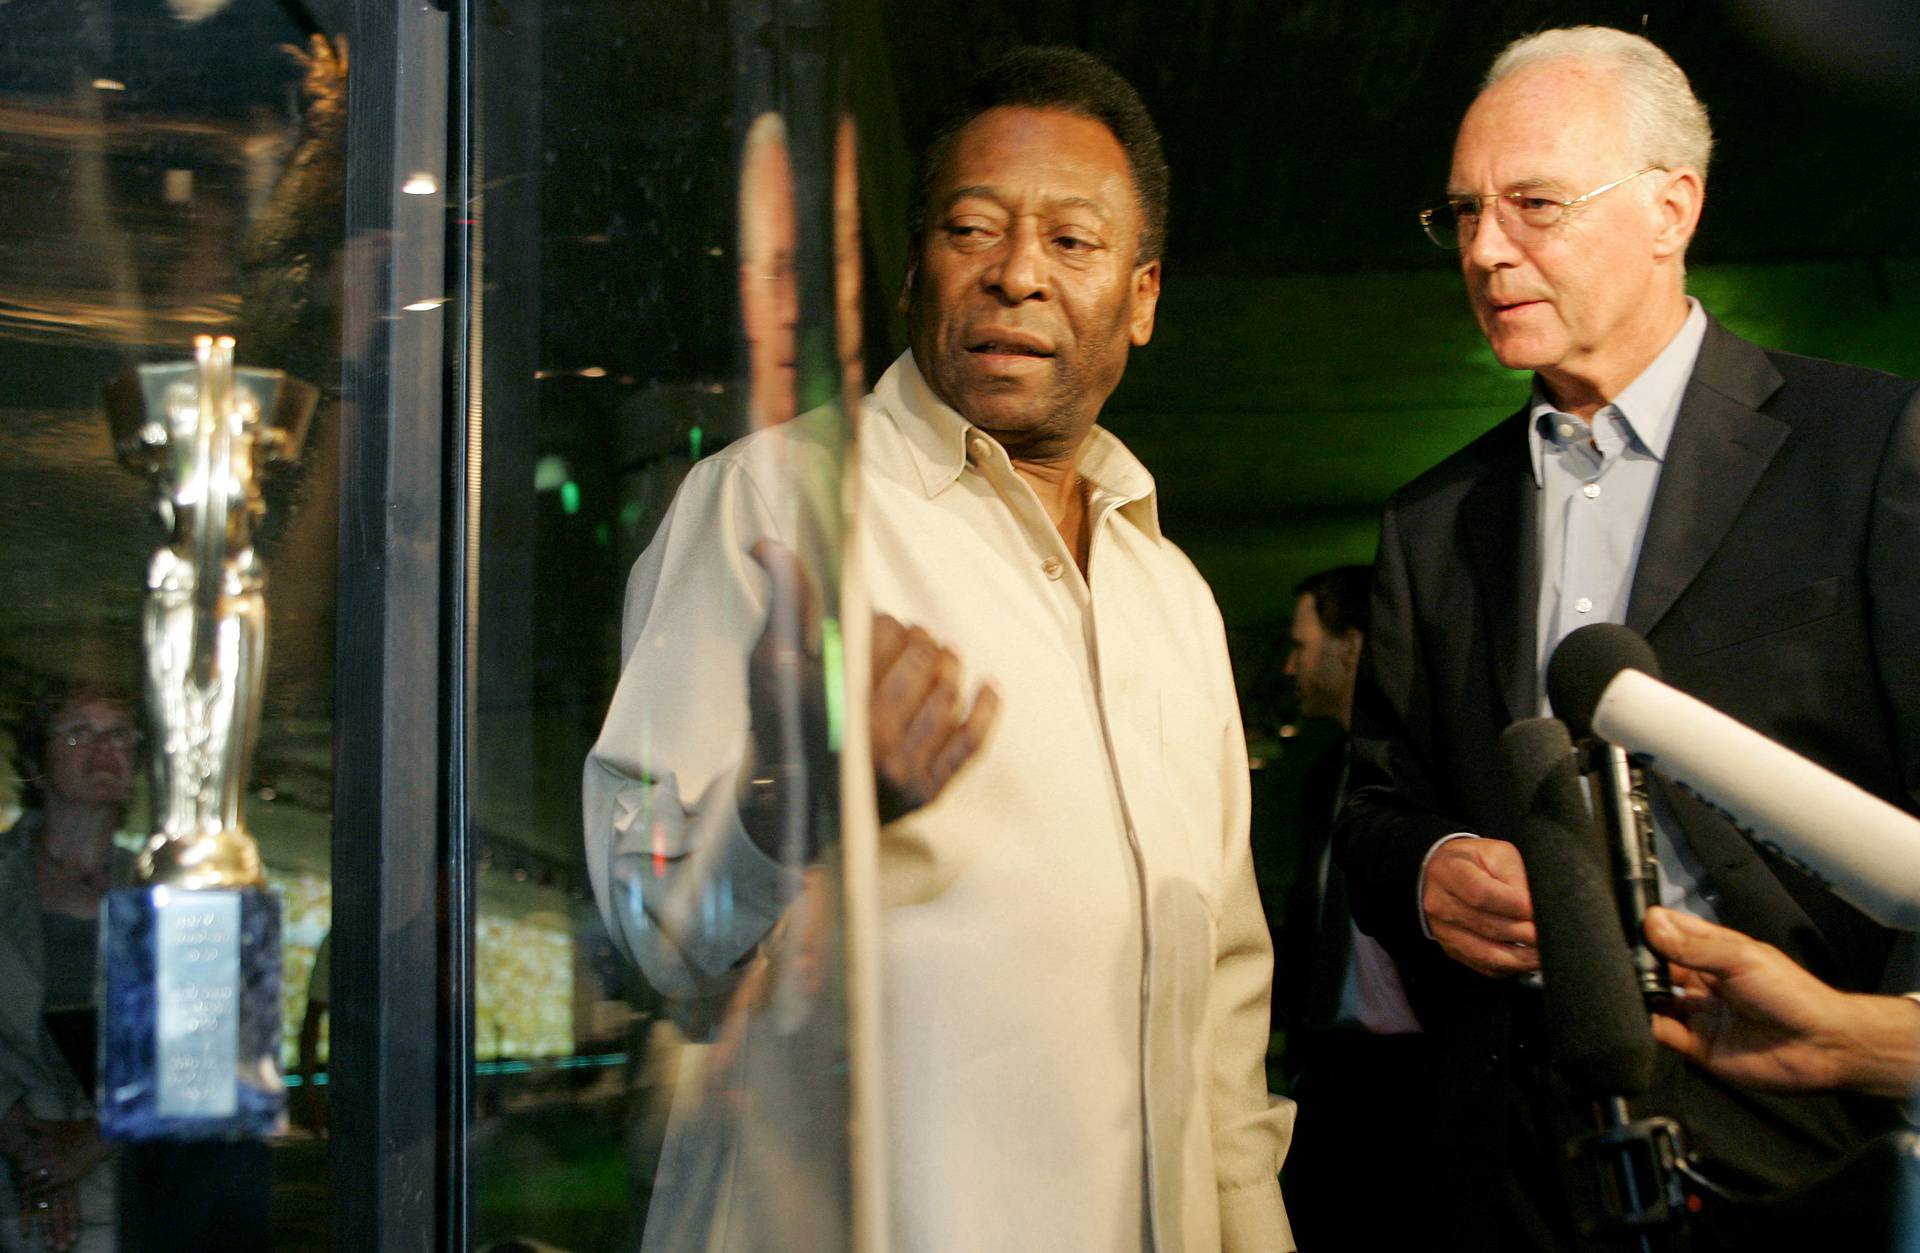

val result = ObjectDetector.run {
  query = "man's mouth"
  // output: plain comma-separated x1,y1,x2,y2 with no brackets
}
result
1488,296,1546,316
966,333,1055,360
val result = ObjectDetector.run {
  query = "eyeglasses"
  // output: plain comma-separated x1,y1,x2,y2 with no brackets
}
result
1419,167,1663,250
52,722,143,751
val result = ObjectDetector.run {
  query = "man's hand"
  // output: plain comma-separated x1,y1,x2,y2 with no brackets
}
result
1422,836,1539,978
1645,906,1920,1100
747,541,999,829
21,1181,78,1252
870,614,998,823
0,1112,107,1253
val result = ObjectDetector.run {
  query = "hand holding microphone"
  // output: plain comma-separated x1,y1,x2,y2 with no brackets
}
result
1645,906,1920,1101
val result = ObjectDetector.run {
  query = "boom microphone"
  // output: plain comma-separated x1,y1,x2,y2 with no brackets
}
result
1499,717,1657,1098
1549,623,1920,931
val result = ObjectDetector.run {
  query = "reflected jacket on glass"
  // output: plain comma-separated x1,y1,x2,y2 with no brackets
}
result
586,353,1294,1252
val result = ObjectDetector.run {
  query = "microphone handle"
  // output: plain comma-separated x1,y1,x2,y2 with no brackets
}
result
1587,741,1672,1004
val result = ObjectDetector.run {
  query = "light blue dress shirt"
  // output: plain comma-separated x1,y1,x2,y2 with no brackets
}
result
1527,297,1719,920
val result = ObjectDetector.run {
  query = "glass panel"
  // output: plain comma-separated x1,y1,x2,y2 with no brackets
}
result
467,1,869,1248
0,1,343,1247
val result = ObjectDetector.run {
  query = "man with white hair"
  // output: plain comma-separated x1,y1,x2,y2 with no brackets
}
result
1336,25,1920,1251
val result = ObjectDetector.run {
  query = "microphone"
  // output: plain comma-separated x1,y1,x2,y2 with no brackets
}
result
1503,718,1684,1247
1547,628,1669,1002
1500,717,1657,1098
1550,623,1920,931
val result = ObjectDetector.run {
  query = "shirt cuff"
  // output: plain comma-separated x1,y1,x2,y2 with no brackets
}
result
1416,832,1480,941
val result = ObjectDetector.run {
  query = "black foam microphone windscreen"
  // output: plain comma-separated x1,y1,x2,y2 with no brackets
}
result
1547,623,1662,741
1500,717,1659,1097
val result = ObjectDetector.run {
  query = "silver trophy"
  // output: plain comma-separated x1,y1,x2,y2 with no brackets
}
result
99,335,317,1139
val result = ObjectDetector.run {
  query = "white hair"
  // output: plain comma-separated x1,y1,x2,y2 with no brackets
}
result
1485,26,1714,179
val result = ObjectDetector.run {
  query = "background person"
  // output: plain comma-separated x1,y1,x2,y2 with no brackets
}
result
1,680,135,1253
1271,564,1436,1251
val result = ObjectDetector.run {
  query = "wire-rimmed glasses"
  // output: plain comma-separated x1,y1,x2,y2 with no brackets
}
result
1420,167,1663,249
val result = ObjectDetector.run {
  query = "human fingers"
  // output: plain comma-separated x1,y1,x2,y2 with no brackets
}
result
1648,1007,1706,1060
1424,842,1536,941
1434,921,1541,977
1427,840,1535,920
1643,905,1759,980
36,1183,76,1253
911,682,1000,806
893,648,964,777
871,627,944,750
869,612,909,677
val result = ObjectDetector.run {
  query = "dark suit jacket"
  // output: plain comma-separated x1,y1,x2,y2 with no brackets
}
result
1334,317,1920,1251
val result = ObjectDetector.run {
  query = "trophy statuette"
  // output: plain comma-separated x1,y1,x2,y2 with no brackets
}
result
99,335,316,1140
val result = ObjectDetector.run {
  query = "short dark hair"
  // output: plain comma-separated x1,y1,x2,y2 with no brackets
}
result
11,676,138,812
1293,565,1372,638
908,46,1170,264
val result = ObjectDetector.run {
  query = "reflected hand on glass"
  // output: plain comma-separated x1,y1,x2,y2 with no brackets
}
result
17,1179,77,1253
10,1116,110,1195
870,615,999,824
744,541,829,863
701,867,834,1103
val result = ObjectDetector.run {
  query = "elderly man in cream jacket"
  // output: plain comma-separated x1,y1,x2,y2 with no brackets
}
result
586,47,1293,1253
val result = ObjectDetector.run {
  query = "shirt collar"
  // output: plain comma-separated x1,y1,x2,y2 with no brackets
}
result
869,351,1162,539
1525,297,1708,486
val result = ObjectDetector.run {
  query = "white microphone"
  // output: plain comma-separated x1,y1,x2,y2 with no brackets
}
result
1550,624,1920,932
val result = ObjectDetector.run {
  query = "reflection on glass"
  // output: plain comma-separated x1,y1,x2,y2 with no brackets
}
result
1,682,137,1251
740,113,799,432
833,113,866,408
470,1,860,1244
0,2,344,1246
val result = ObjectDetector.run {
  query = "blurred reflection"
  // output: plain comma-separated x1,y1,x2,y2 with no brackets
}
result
739,113,799,431
0,3,345,1247
0,679,133,1253
833,114,864,405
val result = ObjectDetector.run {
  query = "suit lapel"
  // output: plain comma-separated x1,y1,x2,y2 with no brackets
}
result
1626,321,1789,636
1461,413,1540,726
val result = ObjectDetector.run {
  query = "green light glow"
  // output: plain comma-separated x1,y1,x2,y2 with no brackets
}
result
821,616,845,751
560,480,580,515
689,425,703,460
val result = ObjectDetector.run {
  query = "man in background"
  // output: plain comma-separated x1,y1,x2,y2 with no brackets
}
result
1273,565,1433,1250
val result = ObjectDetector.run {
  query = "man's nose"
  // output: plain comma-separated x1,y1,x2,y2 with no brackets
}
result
1462,203,1522,269
984,222,1048,303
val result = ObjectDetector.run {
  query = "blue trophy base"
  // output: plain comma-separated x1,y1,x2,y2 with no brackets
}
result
100,885,284,1141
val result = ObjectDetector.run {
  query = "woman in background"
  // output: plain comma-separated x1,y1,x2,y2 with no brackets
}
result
1,679,137,1253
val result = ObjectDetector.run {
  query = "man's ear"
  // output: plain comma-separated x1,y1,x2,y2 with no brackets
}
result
1651,167,1704,260
1128,259,1161,347
1336,628,1365,670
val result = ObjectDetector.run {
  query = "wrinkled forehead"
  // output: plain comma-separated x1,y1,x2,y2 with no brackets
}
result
1450,62,1635,191
935,108,1138,224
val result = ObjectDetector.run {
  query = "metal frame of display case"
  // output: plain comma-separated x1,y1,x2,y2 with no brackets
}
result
330,0,466,1248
